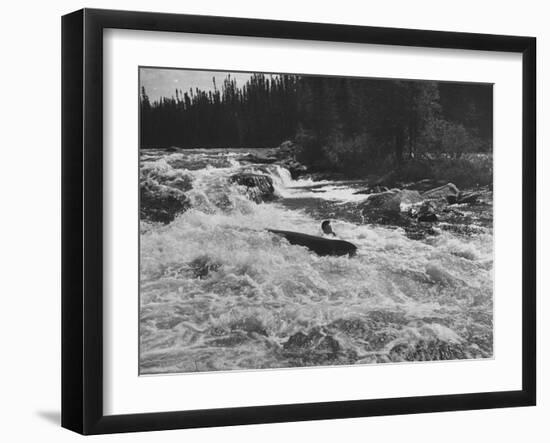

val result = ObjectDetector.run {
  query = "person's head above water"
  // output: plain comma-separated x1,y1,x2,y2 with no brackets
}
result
321,220,336,236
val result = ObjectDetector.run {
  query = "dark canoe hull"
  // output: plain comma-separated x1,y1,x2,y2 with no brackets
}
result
268,229,357,257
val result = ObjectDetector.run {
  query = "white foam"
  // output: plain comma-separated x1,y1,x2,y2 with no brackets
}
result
139,149,493,373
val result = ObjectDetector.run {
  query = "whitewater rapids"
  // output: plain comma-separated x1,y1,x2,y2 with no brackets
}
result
139,148,493,374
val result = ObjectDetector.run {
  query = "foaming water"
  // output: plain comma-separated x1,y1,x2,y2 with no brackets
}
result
269,165,368,203
140,148,493,374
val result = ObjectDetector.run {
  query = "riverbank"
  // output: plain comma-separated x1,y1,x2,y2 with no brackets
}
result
221,138,492,187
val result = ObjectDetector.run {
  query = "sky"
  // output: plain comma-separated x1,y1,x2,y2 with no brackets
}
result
139,68,254,102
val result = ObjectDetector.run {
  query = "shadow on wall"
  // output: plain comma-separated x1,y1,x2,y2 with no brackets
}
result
36,410,60,426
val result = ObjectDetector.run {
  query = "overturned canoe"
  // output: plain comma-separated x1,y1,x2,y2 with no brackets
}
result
268,229,357,257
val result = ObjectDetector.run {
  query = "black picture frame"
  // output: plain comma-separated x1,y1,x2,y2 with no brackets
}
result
62,8,536,435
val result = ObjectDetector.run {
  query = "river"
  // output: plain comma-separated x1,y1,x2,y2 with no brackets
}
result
139,148,493,374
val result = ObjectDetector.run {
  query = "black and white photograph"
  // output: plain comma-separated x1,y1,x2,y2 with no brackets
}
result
0,0,545,439
138,67,494,375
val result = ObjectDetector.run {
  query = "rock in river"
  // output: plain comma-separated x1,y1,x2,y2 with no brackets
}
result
230,172,276,203
360,189,423,223
416,201,438,222
421,182,460,204
457,191,481,204
140,182,190,224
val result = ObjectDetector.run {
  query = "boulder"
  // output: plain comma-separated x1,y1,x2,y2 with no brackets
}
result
416,201,438,223
360,189,424,225
457,191,480,204
140,183,190,224
283,160,308,179
421,183,460,204
418,212,438,223
243,141,308,178
361,189,423,214
360,191,395,214
230,173,275,203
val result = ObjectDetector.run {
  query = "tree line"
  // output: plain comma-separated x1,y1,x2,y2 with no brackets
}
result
140,72,492,174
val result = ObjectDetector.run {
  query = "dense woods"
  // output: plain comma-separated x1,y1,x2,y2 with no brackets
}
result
140,72,492,176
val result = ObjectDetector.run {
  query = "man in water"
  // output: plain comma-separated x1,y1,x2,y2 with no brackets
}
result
321,220,336,237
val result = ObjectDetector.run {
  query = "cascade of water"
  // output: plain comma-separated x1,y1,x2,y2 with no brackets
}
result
139,148,493,374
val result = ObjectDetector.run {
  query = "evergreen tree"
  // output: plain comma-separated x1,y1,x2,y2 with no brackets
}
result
139,72,492,174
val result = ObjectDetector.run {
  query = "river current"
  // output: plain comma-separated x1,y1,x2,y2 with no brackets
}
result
139,148,493,374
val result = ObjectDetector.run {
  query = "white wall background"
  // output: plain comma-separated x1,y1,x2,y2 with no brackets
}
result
0,0,545,441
